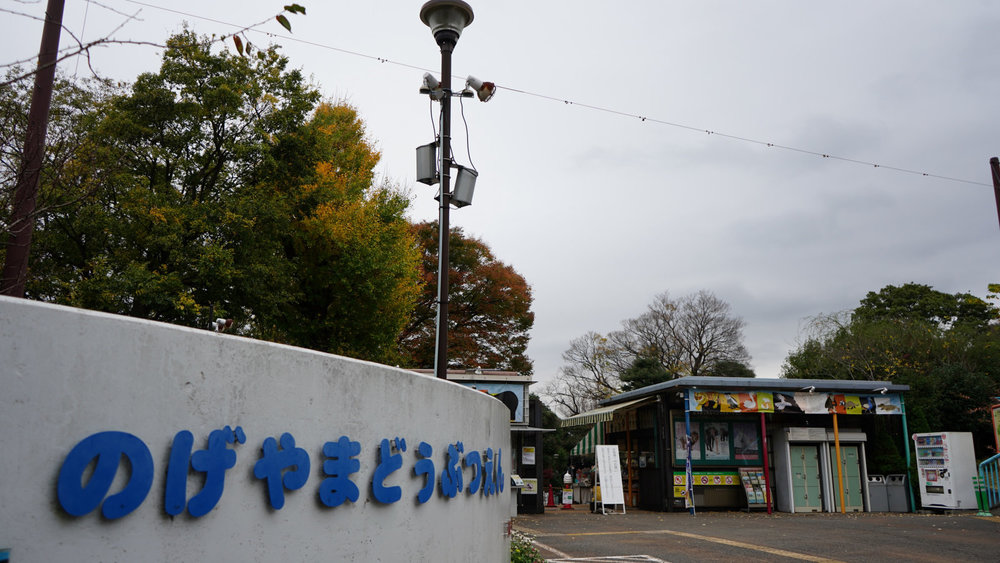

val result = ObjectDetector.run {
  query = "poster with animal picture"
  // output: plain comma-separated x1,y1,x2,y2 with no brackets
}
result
694,389,903,415
754,392,773,412
703,422,729,460
873,395,902,414
692,391,775,413
733,422,760,461
842,395,863,415
793,392,828,413
674,421,701,461
993,404,1000,452
719,393,742,413
691,392,721,412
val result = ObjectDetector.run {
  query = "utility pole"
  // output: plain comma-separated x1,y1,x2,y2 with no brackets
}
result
1,0,66,297
990,157,1000,233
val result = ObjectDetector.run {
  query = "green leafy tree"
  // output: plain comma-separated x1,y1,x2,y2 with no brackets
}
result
704,359,757,378
24,32,421,364
783,283,1000,456
3,3,310,296
620,355,672,391
398,222,534,373
262,103,422,362
1,70,107,260
535,394,589,486
28,31,318,327
854,282,995,330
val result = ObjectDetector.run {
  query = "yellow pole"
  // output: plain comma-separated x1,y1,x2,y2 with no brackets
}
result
832,412,846,513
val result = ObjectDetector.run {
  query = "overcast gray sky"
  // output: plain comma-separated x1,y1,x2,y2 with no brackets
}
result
5,1,999,388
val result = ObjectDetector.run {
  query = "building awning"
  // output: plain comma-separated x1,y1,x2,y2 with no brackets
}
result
510,426,555,433
570,423,604,456
560,397,656,428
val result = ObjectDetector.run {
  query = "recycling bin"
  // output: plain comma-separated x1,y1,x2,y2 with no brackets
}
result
868,475,888,511
886,474,910,512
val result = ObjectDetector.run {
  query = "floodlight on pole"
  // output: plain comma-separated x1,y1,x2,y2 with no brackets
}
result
465,75,496,102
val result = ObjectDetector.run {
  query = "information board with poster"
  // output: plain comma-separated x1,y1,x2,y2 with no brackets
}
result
992,403,1000,452
461,382,527,423
594,445,626,514
738,467,769,510
521,478,537,495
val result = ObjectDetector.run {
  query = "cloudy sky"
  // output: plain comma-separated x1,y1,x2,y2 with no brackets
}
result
5,1,999,388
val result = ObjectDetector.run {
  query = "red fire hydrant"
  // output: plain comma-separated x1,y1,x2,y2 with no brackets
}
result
561,470,574,510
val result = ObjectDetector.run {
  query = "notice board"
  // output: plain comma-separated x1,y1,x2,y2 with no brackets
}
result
595,445,625,506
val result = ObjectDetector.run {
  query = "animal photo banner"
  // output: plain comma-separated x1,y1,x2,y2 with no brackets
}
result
689,390,902,415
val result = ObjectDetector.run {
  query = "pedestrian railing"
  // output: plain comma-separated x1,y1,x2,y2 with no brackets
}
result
976,453,1000,515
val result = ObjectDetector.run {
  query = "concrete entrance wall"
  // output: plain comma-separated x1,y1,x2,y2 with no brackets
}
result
0,296,511,562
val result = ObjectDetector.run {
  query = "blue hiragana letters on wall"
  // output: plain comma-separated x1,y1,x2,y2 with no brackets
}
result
413,441,435,503
57,428,506,518
253,432,310,509
483,448,495,497
495,448,504,494
318,435,361,508
57,431,154,519
439,442,464,498
165,426,246,517
464,449,482,495
371,437,406,504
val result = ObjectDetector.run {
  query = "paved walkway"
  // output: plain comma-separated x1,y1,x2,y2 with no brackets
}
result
513,505,1000,562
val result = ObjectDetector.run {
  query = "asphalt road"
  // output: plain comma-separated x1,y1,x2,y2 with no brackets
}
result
513,506,1000,562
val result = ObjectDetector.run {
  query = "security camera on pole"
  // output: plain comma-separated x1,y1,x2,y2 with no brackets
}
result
417,1,494,380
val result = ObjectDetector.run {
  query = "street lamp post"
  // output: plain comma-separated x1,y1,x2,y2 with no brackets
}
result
420,1,474,380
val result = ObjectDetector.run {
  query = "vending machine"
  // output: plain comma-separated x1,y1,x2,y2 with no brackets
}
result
912,432,977,509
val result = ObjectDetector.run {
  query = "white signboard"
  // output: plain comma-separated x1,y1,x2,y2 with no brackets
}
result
521,446,536,465
595,445,625,506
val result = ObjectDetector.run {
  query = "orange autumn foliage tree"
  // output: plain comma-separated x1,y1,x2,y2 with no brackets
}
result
399,222,534,375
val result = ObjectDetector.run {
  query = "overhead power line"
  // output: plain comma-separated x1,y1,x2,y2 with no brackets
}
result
116,0,990,188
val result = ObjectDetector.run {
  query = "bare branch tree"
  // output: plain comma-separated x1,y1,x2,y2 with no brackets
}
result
543,291,751,416
0,2,159,88
669,290,750,376
0,2,309,87
542,331,622,417
608,290,749,378
608,292,686,374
